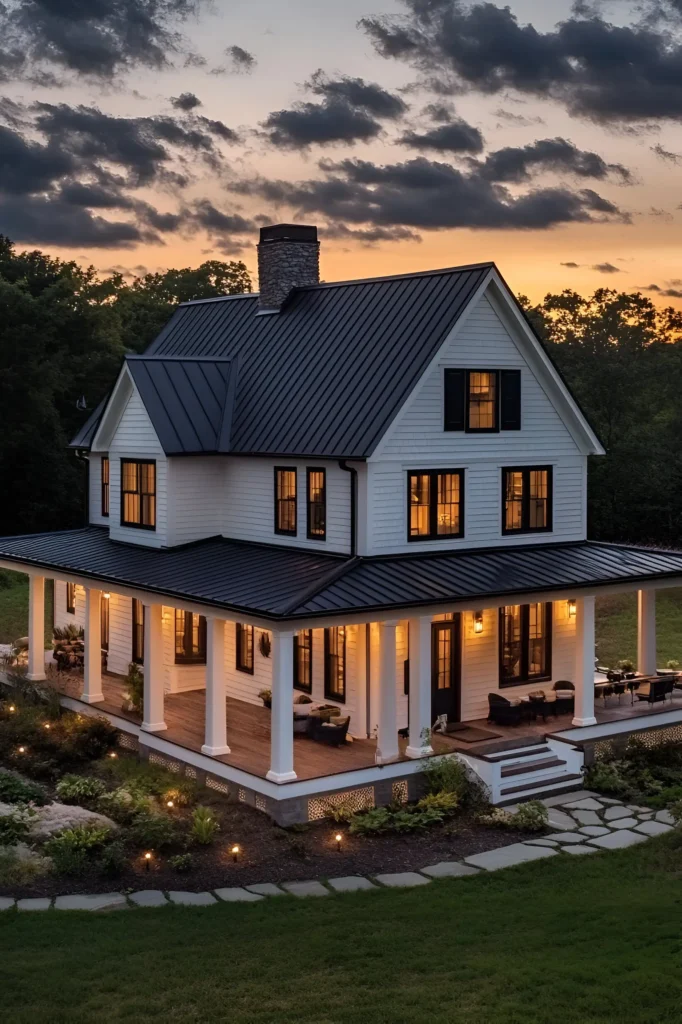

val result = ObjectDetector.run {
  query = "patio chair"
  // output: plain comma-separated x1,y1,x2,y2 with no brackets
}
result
636,677,674,705
487,693,524,727
307,715,350,746
552,681,575,715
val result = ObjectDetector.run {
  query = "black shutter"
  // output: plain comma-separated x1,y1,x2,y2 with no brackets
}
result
444,369,466,431
500,370,521,430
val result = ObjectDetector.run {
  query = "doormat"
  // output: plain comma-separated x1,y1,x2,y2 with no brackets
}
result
442,725,502,743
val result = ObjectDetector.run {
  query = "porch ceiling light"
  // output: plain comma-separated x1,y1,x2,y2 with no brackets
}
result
568,599,577,618
103,592,111,600
473,611,484,634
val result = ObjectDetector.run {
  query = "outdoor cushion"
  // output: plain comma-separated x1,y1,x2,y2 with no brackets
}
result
555,690,574,698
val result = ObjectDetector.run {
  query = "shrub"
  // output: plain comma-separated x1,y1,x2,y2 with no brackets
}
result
584,760,632,798
416,791,460,815
122,663,144,715
324,799,356,823
190,806,220,845
669,800,682,825
511,800,548,833
45,823,112,875
169,852,194,873
348,803,446,835
97,787,151,823
59,715,118,762
0,848,50,885
0,812,31,846
55,774,106,805
162,785,194,809
100,756,196,802
129,811,177,851
421,756,488,809
99,840,127,877
0,770,47,806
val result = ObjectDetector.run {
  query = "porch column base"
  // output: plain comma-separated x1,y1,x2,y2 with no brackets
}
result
572,716,597,727
141,721,167,733
375,751,400,765
406,744,433,759
266,769,297,784
201,743,231,757
80,691,104,704
26,672,47,682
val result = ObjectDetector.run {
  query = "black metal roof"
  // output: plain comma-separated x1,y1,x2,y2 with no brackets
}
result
2,528,682,620
139,263,492,458
125,356,237,455
70,397,107,449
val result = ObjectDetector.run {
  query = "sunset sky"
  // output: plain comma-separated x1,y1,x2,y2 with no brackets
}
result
2,0,682,303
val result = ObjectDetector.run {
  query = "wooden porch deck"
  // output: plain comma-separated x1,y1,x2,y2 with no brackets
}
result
47,672,682,782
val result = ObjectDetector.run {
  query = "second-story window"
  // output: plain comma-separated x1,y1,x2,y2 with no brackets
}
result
408,470,464,541
307,469,326,540
236,622,254,673
294,629,313,693
467,371,497,430
274,467,297,536
175,610,206,664
121,459,156,530
444,369,520,432
66,582,76,615
101,456,109,517
503,467,552,534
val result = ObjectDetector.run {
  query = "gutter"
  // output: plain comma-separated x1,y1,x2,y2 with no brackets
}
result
338,460,357,556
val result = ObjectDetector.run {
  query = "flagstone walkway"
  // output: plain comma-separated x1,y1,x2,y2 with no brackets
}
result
0,793,675,912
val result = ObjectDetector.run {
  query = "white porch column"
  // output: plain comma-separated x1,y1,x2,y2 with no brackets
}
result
202,617,230,756
406,615,434,758
637,589,657,676
573,595,597,727
27,575,46,682
141,603,166,732
81,587,104,702
266,629,297,783
376,619,400,764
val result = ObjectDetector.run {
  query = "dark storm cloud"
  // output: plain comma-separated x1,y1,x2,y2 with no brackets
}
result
171,92,202,111
361,1,682,123
475,138,631,183
229,156,627,232
422,102,455,122
0,123,73,194
308,70,407,120
323,222,422,244
0,193,149,247
398,119,484,154
0,0,208,83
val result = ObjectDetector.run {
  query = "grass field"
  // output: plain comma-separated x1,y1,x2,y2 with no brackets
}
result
0,836,680,1024
1,568,680,670
0,571,53,647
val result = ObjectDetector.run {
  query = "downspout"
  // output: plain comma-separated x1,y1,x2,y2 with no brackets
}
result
337,460,357,557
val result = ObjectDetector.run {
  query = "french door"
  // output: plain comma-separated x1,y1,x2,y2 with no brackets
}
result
431,617,461,722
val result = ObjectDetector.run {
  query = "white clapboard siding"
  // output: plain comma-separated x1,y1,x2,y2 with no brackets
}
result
106,593,132,676
167,458,227,546
88,454,109,527
54,580,86,631
222,459,352,554
366,289,587,554
460,600,576,722
108,388,168,548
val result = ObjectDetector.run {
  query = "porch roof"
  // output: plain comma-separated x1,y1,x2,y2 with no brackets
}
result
2,527,682,621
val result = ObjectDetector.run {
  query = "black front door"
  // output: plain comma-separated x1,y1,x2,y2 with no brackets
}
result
431,617,461,723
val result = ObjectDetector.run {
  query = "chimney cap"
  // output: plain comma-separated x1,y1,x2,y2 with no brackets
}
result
259,224,318,245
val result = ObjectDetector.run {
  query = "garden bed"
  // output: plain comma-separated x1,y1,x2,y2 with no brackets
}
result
0,673,540,899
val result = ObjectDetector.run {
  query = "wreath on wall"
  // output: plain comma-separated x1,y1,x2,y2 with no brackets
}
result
258,631,272,658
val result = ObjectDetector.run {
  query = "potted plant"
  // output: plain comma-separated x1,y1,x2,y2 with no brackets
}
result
122,662,144,715
258,688,272,709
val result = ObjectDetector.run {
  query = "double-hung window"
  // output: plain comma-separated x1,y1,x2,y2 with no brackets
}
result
499,603,552,686
306,469,326,540
132,599,145,665
121,460,156,530
274,467,297,536
408,470,464,541
174,610,206,665
294,629,313,694
236,622,254,674
101,456,110,517
444,369,521,433
66,582,76,615
502,467,552,534
324,626,346,702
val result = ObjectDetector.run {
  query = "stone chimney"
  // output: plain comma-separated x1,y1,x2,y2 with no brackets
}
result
257,224,320,310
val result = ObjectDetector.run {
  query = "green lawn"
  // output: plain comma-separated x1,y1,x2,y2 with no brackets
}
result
0,837,680,1023
595,589,682,668
0,570,53,646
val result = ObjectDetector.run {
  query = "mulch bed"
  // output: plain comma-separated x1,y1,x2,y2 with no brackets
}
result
1,794,533,899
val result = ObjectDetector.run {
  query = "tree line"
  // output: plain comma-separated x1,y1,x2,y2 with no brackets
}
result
2,234,682,547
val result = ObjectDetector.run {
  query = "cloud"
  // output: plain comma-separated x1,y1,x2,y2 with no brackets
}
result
651,142,682,163
474,138,632,184
0,123,74,194
195,116,239,142
560,261,581,268
422,102,456,122
0,0,208,83
592,262,621,273
398,119,484,154
640,279,682,297
224,44,256,73
322,223,422,244
171,92,202,111
361,1,682,123
308,70,407,120
0,193,149,247
229,156,627,232
493,109,546,128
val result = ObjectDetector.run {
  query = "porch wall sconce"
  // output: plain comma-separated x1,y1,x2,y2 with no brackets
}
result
567,599,577,618
473,611,484,634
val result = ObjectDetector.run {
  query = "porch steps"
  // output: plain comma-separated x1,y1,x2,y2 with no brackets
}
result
460,739,585,805
500,756,567,778
479,743,552,763
498,774,583,801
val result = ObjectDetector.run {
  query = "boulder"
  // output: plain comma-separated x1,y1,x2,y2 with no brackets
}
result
28,802,117,839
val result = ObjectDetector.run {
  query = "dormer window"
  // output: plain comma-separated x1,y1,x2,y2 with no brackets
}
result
121,460,156,530
274,467,297,536
444,369,521,432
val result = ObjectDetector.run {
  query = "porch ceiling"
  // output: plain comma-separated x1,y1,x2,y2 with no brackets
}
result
2,526,682,621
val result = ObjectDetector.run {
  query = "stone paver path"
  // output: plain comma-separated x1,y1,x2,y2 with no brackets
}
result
0,793,675,912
